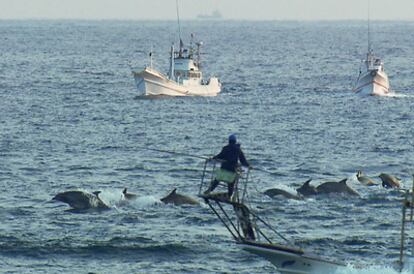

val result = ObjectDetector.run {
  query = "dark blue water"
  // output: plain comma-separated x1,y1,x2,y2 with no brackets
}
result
1,20,414,273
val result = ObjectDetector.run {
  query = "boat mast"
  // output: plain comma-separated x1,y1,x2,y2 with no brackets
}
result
196,41,202,68
149,45,153,69
176,0,183,56
169,44,175,79
367,0,372,54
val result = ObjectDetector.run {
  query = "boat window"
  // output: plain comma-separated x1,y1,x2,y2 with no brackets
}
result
189,72,201,78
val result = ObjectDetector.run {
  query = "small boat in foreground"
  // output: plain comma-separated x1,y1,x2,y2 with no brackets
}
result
198,161,346,274
133,38,221,97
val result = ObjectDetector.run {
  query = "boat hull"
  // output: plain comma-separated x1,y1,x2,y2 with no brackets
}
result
133,68,221,97
353,70,390,96
239,242,345,274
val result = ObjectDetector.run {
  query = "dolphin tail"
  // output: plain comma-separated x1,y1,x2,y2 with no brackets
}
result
123,188,127,194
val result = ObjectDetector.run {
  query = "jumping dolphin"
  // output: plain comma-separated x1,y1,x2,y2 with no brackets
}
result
356,171,378,186
122,188,138,200
52,190,110,210
379,173,401,189
264,188,303,200
296,179,318,196
160,188,200,206
316,179,360,196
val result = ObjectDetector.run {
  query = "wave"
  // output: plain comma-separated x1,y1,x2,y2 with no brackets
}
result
335,263,409,274
380,91,414,98
0,237,192,258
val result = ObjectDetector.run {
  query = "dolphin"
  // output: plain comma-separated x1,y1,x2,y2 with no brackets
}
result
379,173,401,189
296,179,318,196
356,170,378,186
160,188,200,206
122,188,138,200
264,188,303,200
316,179,360,196
52,190,110,210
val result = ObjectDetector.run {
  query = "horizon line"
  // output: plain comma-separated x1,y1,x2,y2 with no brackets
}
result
1,18,414,22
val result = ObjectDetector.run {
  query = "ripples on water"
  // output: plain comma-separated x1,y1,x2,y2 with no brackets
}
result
1,20,414,273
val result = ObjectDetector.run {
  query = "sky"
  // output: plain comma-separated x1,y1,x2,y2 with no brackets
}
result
0,0,414,20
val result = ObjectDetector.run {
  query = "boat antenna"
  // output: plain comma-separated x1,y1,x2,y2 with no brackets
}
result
149,45,153,69
367,0,372,53
176,0,182,44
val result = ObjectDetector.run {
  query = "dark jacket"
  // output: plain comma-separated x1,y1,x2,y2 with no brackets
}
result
213,143,249,172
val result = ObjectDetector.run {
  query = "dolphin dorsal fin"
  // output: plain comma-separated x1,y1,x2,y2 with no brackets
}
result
161,188,177,202
123,188,127,194
339,179,347,184
93,191,101,197
304,179,312,185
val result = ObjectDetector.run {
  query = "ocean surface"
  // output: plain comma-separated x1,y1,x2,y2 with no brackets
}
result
1,20,414,273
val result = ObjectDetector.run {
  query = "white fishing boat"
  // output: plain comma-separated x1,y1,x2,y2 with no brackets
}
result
198,161,346,274
353,49,390,96
353,6,391,96
132,0,221,97
133,39,221,97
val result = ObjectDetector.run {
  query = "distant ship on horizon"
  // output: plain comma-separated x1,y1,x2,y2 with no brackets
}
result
197,9,222,20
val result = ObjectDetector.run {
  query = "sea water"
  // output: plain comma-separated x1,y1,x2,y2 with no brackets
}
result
1,20,414,273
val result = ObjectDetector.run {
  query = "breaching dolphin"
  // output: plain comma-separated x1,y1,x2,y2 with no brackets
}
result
296,179,317,196
264,188,303,200
160,188,199,206
379,173,401,189
316,179,360,196
356,170,378,186
52,190,110,210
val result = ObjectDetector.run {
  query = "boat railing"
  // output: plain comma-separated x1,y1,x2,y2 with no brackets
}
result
398,175,414,271
198,159,297,247
198,159,250,204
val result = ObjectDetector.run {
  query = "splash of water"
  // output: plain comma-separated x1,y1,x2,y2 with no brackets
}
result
334,263,410,274
98,189,162,208
385,92,413,98
95,189,125,207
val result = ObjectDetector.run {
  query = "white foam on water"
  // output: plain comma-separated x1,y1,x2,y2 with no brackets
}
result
95,189,125,207
384,92,413,98
129,195,163,208
88,188,163,209
333,263,410,274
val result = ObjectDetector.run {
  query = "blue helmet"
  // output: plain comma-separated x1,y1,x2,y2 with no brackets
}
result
228,134,237,143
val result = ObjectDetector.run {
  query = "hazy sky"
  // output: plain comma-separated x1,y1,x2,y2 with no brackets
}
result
1,0,413,20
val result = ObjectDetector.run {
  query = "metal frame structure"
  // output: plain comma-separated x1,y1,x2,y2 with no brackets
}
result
198,159,345,274
398,175,414,272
